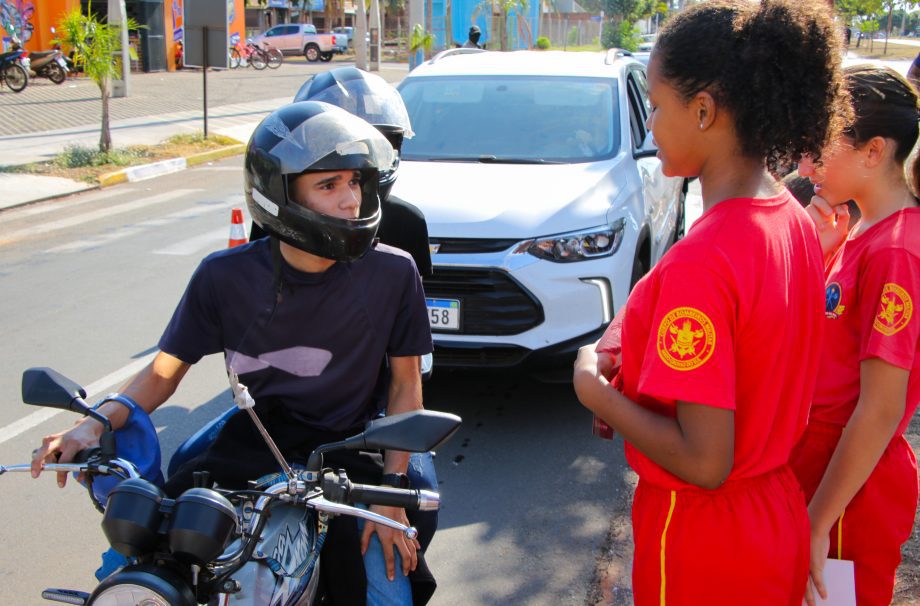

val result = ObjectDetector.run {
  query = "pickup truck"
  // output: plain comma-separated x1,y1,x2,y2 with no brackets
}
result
251,23,347,62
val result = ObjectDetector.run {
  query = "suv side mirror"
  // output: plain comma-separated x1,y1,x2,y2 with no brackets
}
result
634,130,658,159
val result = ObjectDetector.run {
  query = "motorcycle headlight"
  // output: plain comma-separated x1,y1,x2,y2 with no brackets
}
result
90,564,197,606
91,584,172,606
516,219,625,263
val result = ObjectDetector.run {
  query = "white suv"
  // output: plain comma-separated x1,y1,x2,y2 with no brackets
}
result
394,49,686,371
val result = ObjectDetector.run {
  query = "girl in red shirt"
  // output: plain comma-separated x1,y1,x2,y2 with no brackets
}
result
573,2,849,604
793,66,920,606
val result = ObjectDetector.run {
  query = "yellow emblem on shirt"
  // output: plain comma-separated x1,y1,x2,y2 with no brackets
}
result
873,283,913,336
657,307,716,371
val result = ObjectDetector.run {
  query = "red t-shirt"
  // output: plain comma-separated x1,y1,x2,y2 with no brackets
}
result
621,192,825,490
810,207,920,436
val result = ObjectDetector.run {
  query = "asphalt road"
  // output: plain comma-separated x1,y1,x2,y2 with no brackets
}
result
0,156,631,605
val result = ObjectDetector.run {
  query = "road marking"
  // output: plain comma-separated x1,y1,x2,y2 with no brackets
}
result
0,188,135,225
153,227,229,256
0,352,158,446
43,201,232,254
2,189,201,244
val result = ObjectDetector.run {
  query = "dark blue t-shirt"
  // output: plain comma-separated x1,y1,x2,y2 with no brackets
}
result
158,238,432,432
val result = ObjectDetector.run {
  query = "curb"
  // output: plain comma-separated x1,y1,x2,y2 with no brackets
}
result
97,143,246,187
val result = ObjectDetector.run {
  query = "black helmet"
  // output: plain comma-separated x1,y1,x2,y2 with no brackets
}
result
244,101,396,262
293,67,413,201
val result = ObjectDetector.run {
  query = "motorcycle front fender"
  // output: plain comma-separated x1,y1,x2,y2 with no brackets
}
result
88,564,196,606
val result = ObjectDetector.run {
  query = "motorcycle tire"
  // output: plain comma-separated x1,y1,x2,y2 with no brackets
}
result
229,47,242,69
4,63,28,92
319,52,333,62
267,48,283,69
48,62,66,84
250,49,268,70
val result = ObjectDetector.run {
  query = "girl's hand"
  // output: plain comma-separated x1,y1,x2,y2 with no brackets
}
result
803,531,830,606
573,345,611,413
805,195,849,259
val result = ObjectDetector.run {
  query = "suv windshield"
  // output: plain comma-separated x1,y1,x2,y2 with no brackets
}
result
399,76,619,163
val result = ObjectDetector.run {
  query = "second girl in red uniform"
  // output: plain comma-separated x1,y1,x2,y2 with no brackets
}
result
794,66,920,606
573,2,849,604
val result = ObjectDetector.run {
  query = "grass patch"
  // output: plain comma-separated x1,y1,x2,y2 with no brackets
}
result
848,38,919,61
0,131,241,184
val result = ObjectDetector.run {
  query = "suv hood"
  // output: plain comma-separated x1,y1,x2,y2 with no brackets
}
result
392,161,620,240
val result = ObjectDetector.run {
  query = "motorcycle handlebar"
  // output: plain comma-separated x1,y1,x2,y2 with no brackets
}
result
347,483,441,512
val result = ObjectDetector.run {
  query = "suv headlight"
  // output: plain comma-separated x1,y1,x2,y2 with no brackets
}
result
516,219,625,263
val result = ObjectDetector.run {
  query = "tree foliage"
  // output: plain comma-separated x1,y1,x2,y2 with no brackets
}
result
603,0,639,22
56,7,140,153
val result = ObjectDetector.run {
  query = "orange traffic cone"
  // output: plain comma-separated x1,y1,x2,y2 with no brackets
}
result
228,208,248,248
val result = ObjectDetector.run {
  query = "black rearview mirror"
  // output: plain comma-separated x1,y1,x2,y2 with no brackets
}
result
361,410,461,453
21,367,89,414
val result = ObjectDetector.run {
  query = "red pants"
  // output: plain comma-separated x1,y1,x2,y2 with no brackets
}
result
790,421,919,606
632,466,809,606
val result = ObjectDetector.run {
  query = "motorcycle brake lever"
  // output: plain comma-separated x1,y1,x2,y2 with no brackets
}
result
307,496,419,540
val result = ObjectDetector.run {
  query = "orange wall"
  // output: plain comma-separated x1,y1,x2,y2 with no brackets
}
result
1,0,77,51
2,0,242,65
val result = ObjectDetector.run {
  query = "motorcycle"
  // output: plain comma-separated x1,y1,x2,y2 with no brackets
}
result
0,45,29,92
27,48,69,84
2,367,461,605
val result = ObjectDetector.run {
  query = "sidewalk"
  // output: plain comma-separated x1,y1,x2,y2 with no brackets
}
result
0,60,409,211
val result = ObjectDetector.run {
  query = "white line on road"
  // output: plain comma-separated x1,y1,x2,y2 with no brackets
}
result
0,352,158,446
2,189,201,243
43,201,233,254
153,227,229,256
0,188,136,225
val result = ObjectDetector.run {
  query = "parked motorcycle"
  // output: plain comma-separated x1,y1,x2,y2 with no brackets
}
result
8,38,67,84
0,46,29,92
28,48,69,84
2,367,461,605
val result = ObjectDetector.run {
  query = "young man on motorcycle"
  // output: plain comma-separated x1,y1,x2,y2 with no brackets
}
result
30,101,434,606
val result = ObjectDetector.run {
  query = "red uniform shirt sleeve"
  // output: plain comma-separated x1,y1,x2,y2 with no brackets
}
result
637,260,737,410
859,248,920,370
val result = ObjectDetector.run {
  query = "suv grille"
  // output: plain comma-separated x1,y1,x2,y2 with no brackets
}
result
430,238,520,254
433,344,530,367
425,268,543,335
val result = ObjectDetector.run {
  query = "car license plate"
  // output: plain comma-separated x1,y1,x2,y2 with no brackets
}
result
426,298,460,331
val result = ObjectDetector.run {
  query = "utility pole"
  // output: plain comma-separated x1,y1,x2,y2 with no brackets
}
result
369,0,381,71
356,0,369,69
109,0,131,97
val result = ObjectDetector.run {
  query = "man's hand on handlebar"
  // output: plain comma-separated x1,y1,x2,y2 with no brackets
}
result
360,505,420,580
30,418,102,487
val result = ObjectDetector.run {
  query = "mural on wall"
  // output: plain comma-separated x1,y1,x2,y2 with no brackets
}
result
0,0,36,43
172,0,183,42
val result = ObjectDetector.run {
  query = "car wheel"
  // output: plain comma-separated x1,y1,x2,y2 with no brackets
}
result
672,180,687,246
630,239,649,292
304,44,320,62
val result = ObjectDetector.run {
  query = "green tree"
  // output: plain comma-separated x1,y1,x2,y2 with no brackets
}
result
601,18,639,50
57,8,140,153
409,22,433,68
603,0,639,24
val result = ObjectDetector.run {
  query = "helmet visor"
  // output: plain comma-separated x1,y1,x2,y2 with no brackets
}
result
260,104,397,176
302,76,414,138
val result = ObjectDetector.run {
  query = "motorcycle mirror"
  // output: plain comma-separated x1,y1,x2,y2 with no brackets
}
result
351,410,461,453
21,367,90,414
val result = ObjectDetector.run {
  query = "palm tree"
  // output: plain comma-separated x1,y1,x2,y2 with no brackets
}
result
57,8,140,153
